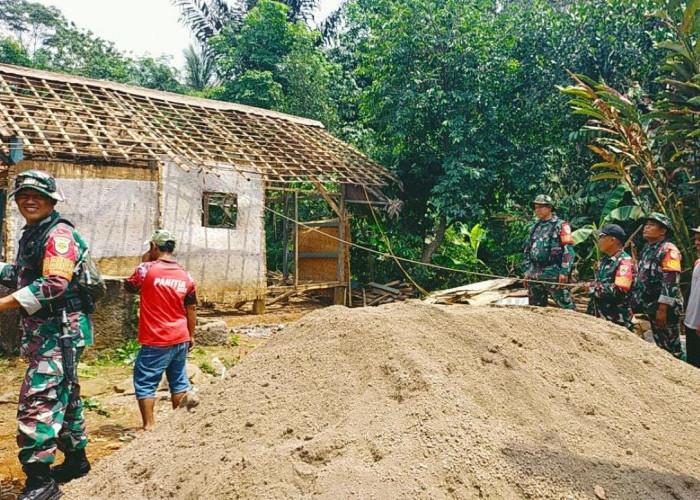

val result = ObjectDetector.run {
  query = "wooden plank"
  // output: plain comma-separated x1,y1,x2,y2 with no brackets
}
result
465,291,512,306
425,278,518,303
310,178,342,217
368,293,391,306
298,252,339,259
267,281,342,293
368,282,400,295
267,289,296,306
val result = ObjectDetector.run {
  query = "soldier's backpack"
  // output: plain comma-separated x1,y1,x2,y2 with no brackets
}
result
34,217,107,312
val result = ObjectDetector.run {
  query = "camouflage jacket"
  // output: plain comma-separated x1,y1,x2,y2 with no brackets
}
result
0,211,93,354
587,249,635,330
523,216,576,279
632,238,684,313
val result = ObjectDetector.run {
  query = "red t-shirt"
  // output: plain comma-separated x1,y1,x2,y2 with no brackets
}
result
125,259,197,346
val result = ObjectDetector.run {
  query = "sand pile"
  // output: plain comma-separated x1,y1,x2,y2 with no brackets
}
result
67,301,700,499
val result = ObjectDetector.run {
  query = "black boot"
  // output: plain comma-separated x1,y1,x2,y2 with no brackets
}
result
19,462,62,500
50,449,91,484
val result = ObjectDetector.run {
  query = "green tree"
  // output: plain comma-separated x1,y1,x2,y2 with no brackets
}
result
209,0,338,124
172,0,320,49
0,36,31,66
560,0,700,277
0,0,62,55
0,0,188,94
337,0,664,277
128,56,184,93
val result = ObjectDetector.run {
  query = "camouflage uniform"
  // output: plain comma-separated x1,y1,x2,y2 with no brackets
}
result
523,202,576,309
587,249,635,331
632,236,684,358
0,210,93,465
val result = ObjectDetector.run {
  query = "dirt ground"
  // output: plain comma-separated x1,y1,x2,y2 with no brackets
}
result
0,297,321,499
65,301,700,499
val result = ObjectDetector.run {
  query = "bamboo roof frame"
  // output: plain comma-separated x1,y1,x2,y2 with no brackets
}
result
0,64,397,187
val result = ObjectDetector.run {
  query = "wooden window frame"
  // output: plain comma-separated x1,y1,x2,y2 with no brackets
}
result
202,192,238,229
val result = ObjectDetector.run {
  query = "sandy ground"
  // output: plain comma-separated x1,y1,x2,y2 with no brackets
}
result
64,301,700,499
0,298,316,499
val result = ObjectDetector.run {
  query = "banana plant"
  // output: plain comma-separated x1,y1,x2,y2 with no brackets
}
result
441,222,489,269
559,12,697,276
571,183,647,269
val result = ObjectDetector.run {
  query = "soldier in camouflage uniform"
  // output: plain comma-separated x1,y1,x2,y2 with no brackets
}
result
631,212,684,359
586,224,636,331
0,170,93,500
523,195,576,309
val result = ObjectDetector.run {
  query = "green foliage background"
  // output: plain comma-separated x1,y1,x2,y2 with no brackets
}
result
1,0,698,292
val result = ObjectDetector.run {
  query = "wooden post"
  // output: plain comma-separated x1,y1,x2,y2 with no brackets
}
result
252,298,265,315
282,191,290,280
333,286,346,305
294,190,299,287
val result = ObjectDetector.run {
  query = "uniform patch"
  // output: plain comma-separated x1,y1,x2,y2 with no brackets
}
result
613,259,634,291
661,247,682,272
52,236,71,255
560,222,574,245
43,256,74,280
614,276,632,289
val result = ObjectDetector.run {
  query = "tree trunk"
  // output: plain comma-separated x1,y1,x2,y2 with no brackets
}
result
421,213,448,263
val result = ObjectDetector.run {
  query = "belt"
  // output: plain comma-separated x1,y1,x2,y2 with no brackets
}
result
30,296,85,319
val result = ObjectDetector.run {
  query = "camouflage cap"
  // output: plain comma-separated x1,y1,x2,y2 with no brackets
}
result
145,229,177,247
644,212,672,231
9,170,64,202
533,194,554,207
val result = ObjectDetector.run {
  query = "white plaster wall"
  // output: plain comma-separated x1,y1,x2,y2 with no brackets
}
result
7,178,158,260
160,162,266,291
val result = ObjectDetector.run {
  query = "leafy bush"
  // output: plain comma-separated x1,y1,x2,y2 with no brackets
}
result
115,339,141,366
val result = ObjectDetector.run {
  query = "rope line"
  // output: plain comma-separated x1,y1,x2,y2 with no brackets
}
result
362,186,429,296
262,203,583,289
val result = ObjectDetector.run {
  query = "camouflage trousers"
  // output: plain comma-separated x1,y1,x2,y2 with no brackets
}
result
17,345,87,465
528,280,575,310
586,300,635,332
646,307,683,359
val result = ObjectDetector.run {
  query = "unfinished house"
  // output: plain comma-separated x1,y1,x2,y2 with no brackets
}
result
0,63,396,348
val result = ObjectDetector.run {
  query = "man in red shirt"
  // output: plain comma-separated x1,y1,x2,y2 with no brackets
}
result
125,230,197,431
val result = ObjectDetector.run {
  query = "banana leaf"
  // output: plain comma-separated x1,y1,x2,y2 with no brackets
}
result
571,226,596,246
600,184,630,222
604,205,645,223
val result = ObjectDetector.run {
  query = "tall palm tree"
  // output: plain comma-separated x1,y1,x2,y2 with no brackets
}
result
172,0,321,49
183,43,217,91
171,0,244,48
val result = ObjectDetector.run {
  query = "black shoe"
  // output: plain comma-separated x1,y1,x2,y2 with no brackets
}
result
50,449,91,484
20,463,62,500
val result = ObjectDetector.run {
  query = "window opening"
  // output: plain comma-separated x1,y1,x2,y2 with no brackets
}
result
203,192,237,228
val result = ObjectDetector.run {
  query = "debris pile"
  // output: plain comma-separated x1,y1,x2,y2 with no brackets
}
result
426,278,591,310
351,280,416,306
67,301,700,499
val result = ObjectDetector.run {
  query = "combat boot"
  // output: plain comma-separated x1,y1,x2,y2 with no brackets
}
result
50,449,91,483
19,462,62,500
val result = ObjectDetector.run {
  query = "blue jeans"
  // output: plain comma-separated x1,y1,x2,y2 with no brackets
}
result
133,343,190,400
